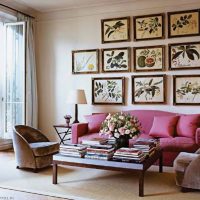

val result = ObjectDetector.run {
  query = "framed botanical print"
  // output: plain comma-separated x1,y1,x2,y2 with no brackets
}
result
72,49,99,74
102,47,131,73
92,77,125,105
133,13,165,41
132,75,166,104
169,42,200,70
173,75,200,105
168,9,200,38
101,17,130,43
133,45,165,72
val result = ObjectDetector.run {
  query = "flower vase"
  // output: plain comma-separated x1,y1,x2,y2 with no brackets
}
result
116,135,129,149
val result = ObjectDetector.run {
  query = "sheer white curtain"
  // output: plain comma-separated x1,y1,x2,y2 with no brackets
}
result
17,13,38,128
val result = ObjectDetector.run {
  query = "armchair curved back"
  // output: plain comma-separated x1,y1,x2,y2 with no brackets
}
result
14,125,49,143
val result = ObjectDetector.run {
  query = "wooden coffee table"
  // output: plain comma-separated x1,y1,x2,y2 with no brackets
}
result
52,149,163,197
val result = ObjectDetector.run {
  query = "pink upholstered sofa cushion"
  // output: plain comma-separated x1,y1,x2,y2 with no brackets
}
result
149,116,179,138
125,110,177,135
177,114,200,138
84,113,107,133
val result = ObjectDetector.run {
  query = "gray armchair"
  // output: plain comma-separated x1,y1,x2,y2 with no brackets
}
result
173,148,200,191
13,125,59,172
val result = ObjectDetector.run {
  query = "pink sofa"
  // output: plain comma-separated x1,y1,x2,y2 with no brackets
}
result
72,110,200,166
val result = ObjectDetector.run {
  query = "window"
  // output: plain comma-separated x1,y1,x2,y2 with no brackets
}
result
0,13,25,138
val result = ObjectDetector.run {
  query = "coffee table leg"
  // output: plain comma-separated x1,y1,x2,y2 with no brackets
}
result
139,171,144,197
53,163,57,184
159,151,163,173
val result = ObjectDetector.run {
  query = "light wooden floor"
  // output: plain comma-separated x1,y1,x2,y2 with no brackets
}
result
0,150,69,200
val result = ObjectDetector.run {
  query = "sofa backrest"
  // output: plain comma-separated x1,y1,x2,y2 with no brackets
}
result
124,110,177,135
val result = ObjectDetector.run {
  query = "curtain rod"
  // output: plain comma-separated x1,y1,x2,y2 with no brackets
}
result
0,3,35,19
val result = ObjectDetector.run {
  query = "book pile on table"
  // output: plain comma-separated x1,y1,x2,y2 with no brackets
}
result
85,144,115,160
107,137,116,145
113,148,146,163
59,144,87,158
82,138,108,145
133,138,160,156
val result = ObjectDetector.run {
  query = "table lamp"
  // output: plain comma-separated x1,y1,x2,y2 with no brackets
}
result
66,89,87,123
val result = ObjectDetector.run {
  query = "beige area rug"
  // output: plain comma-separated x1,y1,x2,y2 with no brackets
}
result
0,159,199,200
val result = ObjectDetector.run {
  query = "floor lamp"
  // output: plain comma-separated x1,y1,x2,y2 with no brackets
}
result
66,89,87,123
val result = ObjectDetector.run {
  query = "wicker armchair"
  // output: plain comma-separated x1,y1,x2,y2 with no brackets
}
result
13,125,59,172
174,148,200,191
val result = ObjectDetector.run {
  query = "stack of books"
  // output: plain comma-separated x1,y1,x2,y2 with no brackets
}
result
107,137,116,145
82,138,108,145
113,148,146,163
133,138,160,156
59,144,87,158
85,144,115,160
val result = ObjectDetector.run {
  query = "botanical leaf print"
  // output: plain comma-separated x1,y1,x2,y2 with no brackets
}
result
94,80,123,103
170,43,200,69
105,21,125,38
105,50,128,70
176,77,200,103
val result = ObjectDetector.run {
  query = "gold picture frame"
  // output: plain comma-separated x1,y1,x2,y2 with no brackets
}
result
102,47,131,73
168,9,200,38
101,17,130,43
133,45,165,72
133,13,165,41
92,77,125,105
72,49,99,74
173,75,200,105
132,75,166,104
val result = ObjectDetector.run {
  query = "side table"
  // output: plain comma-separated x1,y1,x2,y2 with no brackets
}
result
53,124,72,144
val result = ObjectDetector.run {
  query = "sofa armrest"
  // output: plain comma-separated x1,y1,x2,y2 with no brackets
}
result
72,123,88,144
195,128,200,145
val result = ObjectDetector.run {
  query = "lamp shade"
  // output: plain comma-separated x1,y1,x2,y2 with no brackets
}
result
66,89,87,104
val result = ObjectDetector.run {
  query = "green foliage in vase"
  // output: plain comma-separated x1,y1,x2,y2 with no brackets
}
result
135,78,163,100
176,81,200,101
172,45,200,61
94,80,122,101
137,17,161,35
172,14,192,31
106,51,127,69
105,21,125,38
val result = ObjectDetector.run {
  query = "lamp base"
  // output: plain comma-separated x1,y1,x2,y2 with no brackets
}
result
73,119,79,124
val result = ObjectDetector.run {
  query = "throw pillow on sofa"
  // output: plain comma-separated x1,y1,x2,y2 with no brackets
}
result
149,116,180,138
176,114,200,138
85,113,108,133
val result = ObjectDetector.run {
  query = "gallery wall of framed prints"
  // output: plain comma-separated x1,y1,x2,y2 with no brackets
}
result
71,8,200,106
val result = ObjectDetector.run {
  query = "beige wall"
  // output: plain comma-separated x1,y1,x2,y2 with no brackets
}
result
36,0,200,140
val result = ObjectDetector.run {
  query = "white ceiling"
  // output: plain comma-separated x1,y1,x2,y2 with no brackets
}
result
13,0,136,12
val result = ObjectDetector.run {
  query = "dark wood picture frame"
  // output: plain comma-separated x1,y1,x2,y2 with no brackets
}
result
132,75,166,104
133,13,165,41
168,9,200,38
72,49,99,74
173,75,200,105
169,41,200,70
92,77,125,105
133,45,165,72
102,47,131,73
101,17,130,43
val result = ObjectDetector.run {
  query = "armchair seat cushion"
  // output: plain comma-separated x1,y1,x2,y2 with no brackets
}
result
174,152,198,173
30,142,59,157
